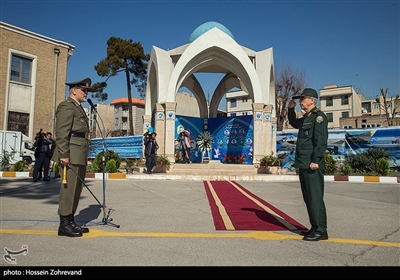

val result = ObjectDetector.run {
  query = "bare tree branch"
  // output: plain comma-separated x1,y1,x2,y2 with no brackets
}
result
275,64,306,131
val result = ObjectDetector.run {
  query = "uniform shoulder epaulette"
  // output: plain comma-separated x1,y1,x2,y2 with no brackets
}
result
314,108,321,112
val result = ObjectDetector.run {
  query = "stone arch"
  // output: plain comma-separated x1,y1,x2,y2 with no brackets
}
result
165,29,263,108
209,73,248,118
144,25,276,164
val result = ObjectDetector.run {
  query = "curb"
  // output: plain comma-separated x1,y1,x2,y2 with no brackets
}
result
0,171,126,179
324,175,400,184
1,171,399,183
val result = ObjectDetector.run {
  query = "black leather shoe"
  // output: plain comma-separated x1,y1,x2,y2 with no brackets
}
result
74,224,89,234
43,177,50,181
303,232,328,241
300,229,313,236
58,216,82,237
68,214,89,234
81,226,89,233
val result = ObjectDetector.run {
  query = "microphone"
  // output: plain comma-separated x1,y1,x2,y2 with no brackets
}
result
87,98,97,113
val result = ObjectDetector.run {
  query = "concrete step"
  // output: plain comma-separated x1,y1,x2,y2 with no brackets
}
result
170,163,258,175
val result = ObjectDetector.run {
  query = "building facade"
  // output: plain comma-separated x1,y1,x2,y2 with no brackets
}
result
320,84,400,129
110,97,145,136
88,103,115,138
0,21,74,139
225,90,253,117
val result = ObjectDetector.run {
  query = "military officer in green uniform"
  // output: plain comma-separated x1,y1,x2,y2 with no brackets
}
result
55,77,91,237
288,88,329,241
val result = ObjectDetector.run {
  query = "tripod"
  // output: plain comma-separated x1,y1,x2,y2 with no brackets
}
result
68,164,119,228
84,99,120,228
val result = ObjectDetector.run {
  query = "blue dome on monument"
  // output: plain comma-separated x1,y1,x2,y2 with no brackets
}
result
188,21,235,43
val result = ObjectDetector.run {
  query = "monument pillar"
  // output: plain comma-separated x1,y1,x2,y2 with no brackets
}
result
263,104,275,157
252,103,265,164
164,102,177,163
155,103,166,156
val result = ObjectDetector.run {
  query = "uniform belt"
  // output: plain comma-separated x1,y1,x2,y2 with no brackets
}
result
70,132,86,138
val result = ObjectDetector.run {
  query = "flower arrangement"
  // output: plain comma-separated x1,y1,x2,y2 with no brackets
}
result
196,131,213,162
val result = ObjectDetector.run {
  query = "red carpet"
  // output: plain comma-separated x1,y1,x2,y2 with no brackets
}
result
204,180,307,231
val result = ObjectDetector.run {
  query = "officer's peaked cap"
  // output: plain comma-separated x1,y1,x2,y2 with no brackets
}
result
65,77,92,89
293,88,318,99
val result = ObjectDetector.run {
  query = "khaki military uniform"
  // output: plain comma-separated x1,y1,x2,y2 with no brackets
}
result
55,97,89,216
288,106,328,234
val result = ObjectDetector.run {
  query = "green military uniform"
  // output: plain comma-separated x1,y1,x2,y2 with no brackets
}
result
288,90,328,236
56,97,89,216
55,77,91,237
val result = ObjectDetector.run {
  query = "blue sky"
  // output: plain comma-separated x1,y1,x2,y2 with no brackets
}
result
1,0,399,110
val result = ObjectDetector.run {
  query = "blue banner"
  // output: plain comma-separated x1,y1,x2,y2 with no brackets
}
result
277,126,400,170
88,136,143,159
175,115,254,164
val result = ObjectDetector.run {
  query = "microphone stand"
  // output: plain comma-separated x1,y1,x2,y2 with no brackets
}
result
85,99,120,228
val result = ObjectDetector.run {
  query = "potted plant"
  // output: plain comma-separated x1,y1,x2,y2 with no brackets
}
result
196,131,213,163
155,155,171,172
258,152,281,174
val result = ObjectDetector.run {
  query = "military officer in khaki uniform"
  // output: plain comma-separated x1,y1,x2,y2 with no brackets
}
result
288,88,329,241
55,77,91,237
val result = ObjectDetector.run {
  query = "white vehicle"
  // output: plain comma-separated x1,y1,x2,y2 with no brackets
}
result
0,130,35,165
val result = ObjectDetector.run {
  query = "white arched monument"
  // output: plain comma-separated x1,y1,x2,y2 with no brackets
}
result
144,21,276,165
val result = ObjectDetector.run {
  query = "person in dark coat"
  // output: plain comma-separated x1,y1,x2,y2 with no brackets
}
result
143,132,159,174
32,129,52,182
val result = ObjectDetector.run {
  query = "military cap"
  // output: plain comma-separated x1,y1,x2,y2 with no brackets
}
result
65,77,92,89
293,88,318,99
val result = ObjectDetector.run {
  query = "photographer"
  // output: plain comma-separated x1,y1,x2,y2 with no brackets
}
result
32,129,52,182
143,131,159,174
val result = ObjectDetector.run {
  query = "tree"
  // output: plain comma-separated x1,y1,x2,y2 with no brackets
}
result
90,81,108,103
275,64,306,131
375,88,400,126
94,36,150,135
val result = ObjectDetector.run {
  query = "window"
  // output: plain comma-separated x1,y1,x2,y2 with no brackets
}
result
8,112,29,135
373,102,380,109
342,112,349,118
362,103,371,113
230,98,237,108
10,55,32,84
326,113,333,122
122,117,127,123
230,113,236,117
386,102,392,108
242,97,248,102
343,125,353,129
326,97,333,106
341,95,349,105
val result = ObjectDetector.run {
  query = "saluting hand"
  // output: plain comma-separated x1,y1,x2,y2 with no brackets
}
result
288,99,296,108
